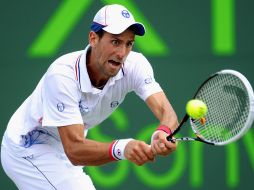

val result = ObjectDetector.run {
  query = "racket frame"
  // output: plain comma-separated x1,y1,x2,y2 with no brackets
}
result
166,69,254,146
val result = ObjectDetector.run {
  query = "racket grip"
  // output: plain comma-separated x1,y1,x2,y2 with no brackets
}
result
166,128,177,141
166,134,174,142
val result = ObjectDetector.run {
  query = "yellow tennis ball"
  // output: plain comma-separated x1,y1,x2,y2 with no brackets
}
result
186,99,208,119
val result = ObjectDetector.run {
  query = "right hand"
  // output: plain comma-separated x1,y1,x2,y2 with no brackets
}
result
151,130,177,156
124,140,155,166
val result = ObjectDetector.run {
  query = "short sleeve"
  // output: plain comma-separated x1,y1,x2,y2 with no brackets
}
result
41,74,83,127
132,54,162,100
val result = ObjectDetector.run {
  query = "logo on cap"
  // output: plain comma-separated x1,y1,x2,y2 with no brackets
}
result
121,10,130,18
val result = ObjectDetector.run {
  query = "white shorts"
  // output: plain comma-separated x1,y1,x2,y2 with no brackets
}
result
1,144,96,190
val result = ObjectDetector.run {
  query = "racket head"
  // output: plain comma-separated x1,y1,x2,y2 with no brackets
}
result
190,69,254,145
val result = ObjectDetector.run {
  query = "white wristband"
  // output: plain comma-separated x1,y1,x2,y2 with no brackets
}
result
111,138,133,160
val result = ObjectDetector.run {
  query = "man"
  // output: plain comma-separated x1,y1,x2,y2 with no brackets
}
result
1,4,178,190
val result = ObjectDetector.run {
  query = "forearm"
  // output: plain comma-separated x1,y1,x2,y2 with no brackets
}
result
64,138,113,166
146,92,178,130
155,100,177,129
58,125,115,166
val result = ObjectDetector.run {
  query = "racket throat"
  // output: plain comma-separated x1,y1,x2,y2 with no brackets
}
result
173,136,215,145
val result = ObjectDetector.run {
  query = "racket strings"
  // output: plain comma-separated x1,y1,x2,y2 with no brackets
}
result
192,74,250,144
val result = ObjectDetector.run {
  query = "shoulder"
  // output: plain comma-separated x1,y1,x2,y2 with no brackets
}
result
55,50,83,62
126,51,148,64
124,51,153,74
46,50,84,78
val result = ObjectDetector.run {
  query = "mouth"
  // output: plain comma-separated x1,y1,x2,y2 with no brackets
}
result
108,60,122,67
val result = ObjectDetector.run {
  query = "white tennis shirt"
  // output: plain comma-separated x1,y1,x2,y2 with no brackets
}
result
3,45,162,156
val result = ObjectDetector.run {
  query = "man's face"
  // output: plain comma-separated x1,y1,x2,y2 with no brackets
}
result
89,29,135,78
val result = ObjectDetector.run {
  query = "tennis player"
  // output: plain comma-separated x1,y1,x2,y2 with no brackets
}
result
1,4,178,190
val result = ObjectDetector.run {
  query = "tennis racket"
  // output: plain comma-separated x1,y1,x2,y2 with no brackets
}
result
167,69,254,145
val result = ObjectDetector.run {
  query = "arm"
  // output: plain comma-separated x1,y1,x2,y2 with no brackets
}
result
58,124,155,166
58,124,111,166
146,91,178,156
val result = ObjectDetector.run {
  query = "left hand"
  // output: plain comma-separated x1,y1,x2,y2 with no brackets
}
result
151,131,177,156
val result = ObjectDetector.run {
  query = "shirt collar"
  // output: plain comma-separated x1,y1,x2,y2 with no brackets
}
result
76,45,124,94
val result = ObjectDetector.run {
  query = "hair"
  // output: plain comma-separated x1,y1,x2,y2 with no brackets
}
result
95,29,105,39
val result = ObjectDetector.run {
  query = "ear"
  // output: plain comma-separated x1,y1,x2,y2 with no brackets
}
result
89,31,98,47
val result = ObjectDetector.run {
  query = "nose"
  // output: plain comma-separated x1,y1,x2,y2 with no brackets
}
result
116,45,127,60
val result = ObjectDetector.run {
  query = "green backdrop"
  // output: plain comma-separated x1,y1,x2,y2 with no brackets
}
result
0,0,253,189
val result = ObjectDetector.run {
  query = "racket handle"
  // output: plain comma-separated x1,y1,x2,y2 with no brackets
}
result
166,135,175,142
166,134,174,141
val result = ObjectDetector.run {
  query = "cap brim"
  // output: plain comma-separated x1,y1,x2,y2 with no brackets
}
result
103,22,145,36
131,23,146,36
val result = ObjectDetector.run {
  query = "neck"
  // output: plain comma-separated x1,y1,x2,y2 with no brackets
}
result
95,83,106,90
86,47,108,89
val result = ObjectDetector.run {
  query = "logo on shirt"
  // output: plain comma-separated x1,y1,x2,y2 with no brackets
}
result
144,76,153,84
79,100,89,114
110,101,119,108
57,102,65,112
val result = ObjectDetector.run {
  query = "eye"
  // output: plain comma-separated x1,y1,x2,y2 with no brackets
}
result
112,40,120,46
127,41,134,48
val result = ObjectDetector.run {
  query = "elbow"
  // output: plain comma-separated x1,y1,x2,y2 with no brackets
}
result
64,147,81,166
69,157,80,166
